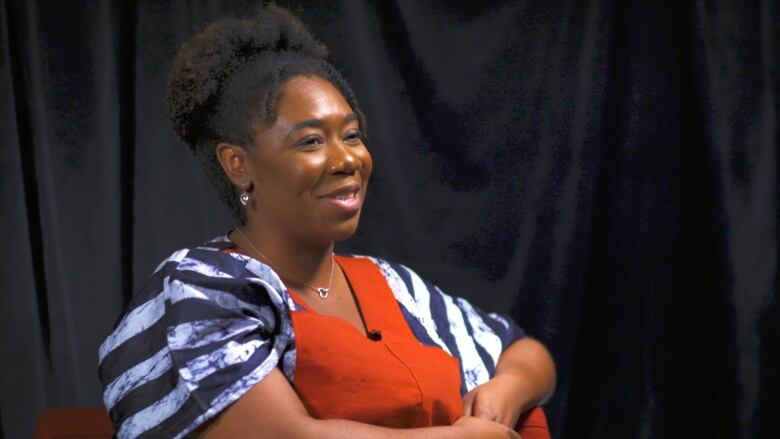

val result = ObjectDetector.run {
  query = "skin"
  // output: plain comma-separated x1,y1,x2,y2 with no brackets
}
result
200,75,555,438
463,337,556,427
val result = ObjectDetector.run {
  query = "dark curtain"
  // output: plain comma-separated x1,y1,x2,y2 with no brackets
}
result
1,0,777,438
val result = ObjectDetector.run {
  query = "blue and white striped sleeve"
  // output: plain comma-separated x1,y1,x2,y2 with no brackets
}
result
369,257,525,395
98,248,295,439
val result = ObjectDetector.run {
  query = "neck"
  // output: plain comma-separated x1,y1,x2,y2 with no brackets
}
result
233,224,335,291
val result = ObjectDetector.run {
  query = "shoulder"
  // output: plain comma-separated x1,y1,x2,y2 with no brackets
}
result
98,235,295,378
343,254,428,304
98,236,297,438
156,235,284,289
343,254,468,317
343,254,452,340
127,236,291,312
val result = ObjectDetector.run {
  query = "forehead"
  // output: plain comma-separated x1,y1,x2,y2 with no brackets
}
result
275,75,353,122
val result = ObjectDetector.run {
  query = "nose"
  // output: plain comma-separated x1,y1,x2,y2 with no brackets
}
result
327,141,359,175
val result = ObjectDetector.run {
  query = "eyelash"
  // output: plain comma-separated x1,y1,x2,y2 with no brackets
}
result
298,136,323,147
296,131,363,148
344,131,363,142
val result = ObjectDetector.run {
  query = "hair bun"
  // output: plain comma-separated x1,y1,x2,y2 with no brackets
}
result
168,3,327,147
248,4,328,57
226,3,329,60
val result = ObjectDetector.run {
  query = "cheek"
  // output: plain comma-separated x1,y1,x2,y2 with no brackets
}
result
359,148,373,177
284,154,328,192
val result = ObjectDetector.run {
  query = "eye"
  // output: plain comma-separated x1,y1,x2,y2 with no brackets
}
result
343,131,363,144
296,135,324,149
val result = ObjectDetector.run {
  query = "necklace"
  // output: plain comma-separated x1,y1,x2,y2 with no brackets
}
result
234,228,335,299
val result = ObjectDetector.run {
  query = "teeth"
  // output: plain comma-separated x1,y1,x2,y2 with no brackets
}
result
337,192,355,200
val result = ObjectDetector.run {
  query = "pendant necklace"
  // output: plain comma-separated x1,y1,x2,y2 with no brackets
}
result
234,228,335,299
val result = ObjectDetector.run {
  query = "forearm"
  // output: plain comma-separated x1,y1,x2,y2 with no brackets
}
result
196,368,509,439
201,410,468,439
494,337,556,412
309,419,463,439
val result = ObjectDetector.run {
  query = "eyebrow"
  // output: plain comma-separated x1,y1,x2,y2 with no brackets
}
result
286,113,358,137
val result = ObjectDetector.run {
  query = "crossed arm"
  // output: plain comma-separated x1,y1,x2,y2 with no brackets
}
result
462,337,556,428
196,337,555,438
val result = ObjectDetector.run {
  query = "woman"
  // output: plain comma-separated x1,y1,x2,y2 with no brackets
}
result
98,5,555,438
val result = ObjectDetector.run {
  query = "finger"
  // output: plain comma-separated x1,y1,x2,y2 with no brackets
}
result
506,411,521,430
506,426,521,439
501,411,519,429
468,394,495,421
462,391,475,416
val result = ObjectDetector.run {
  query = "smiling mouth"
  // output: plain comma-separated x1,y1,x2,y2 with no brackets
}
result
320,189,362,211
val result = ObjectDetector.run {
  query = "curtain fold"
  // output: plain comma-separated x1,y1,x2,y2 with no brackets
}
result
0,1,775,438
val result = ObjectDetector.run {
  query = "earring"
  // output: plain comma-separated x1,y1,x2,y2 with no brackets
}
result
239,182,251,207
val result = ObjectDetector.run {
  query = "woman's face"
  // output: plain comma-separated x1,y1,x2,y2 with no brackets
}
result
245,75,372,246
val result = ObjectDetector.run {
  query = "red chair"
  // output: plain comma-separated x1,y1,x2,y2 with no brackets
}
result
34,408,113,439
516,406,551,439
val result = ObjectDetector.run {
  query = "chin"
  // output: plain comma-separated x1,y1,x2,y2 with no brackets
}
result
320,214,361,243
332,220,361,242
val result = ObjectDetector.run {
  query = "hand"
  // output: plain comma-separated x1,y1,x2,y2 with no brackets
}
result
452,415,521,439
461,373,532,429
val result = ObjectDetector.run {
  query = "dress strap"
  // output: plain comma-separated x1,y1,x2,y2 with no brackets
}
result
335,256,417,343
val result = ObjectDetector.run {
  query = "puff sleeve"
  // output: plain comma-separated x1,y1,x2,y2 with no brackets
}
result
369,257,526,395
98,246,295,439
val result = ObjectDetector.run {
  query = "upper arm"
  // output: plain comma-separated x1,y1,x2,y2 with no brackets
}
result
99,249,298,438
196,368,314,438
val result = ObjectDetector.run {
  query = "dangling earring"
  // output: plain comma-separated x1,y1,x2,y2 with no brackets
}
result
239,182,252,207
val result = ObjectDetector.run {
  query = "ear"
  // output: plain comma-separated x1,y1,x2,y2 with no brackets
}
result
215,142,252,189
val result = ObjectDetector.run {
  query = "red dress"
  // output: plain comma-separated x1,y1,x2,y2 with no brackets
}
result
289,256,550,437
99,238,548,438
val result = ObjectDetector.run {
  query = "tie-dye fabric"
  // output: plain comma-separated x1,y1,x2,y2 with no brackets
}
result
98,235,525,438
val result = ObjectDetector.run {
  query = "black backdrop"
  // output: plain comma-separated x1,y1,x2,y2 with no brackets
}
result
0,1,777,438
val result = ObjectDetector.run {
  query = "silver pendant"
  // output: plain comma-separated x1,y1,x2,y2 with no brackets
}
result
317,288,329,299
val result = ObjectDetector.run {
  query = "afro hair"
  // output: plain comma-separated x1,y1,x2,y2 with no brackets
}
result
167,3,366,222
